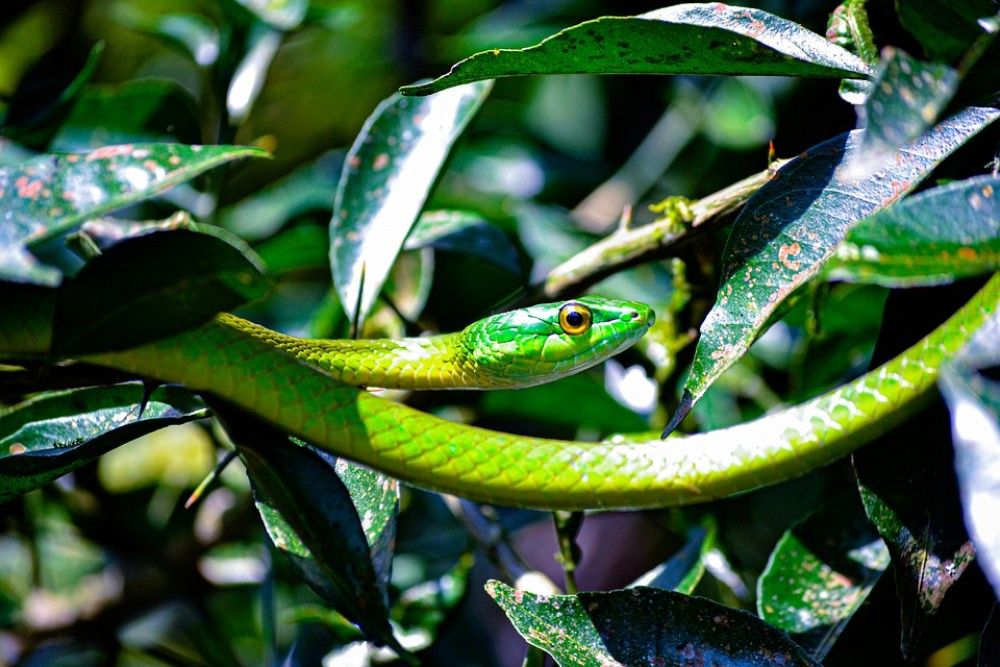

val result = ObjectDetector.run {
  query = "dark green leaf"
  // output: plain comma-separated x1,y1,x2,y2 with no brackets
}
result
827,175,1000,287
487,581,819,667
981,605,1000,666
405,210,521,275
402,4,872,96
392,552,474,651
758,495,888,660
221,409,407,657
0,143,268,285
851,47,958,174
51,80,201,152
52,228,269,355
219,151,342,240
672,106,999,425
2,42,104,147
0,383,207,502
254,225,328,275
940,310,1000,600
330,82,491,327
854,413,978,659
111,8,221,67
898,0,996,62
631,517,716,594
481,373,648,433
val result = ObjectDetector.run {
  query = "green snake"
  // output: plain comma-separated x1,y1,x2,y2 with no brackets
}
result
2,277,997,510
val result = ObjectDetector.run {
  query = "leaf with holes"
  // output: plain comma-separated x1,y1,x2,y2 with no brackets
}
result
0,383,207,501
330,82,491,327
401,4,871,96
487,581,819,667
827,175,1000,287
667,105,1000,432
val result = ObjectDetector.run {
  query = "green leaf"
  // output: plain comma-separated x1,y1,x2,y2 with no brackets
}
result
940,310,1000,600
230,0,308,31
854,413,978,659
391,552,474,651
758,495,888,660
218,151,342,240
0,383,207,502
898,0,997,62
631,517,717,594
330,82,491,327
851,47,959,174
669,106,1000,428
50,80,201,152
111,8,221,67
401,4,872,96
52,228,269,355
405,210,521,275
220,408,407,658
0,143,268,285
254,224,328,275
487,581,819,667
827,175,1000,287
481,373,648,434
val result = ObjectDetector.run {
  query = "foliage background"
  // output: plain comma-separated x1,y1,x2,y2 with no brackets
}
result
0,0,998,665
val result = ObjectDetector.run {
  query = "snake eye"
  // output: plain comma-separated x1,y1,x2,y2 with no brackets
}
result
558,303,593,336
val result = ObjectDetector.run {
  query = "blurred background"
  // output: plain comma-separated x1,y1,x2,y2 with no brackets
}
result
2,0,999,665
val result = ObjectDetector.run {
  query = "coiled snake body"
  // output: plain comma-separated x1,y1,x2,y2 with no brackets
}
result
2,280,997,510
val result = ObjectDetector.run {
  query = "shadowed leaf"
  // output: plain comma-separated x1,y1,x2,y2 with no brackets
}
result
0,383,207,501
758,495,888,660
487,581,819,666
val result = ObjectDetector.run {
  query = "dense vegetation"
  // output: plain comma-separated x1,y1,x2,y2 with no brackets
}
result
1,0,999,665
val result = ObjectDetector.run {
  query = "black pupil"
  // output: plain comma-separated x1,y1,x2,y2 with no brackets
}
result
566,310,584,327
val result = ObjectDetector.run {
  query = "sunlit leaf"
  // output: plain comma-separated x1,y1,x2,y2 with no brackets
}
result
0,143,268,285
330,82,491,327
487,581,819,667
402,4,871,96
669,106,1000,430
758,496,888,660
850,47,958,175
0,383,207,501
827,175,1000,287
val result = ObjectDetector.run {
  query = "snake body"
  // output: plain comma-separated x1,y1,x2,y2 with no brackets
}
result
2,278,997,510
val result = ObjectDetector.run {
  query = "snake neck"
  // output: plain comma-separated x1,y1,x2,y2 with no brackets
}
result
217,315,486,390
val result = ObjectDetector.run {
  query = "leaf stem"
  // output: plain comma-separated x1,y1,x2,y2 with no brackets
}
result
552,510,584,594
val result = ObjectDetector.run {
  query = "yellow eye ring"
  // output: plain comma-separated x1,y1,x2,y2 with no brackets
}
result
558,303,593,336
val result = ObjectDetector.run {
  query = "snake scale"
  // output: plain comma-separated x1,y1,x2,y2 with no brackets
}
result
2,277,997,510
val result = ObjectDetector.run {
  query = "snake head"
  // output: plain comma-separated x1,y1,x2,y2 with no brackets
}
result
461,295,654,387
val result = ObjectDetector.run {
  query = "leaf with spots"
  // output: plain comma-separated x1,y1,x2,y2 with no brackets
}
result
487,581,819,667
401,4,872,96
330,82,491,328
217,404,408,659
0,143,268,285
850,48,959,176
826,174,1000,287
854,404,979,659
758,494,888,661
666,105,1000,433
0,383,207,502
52,227,270,355
940,309,1000,600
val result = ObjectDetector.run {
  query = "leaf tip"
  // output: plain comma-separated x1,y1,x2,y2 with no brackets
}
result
662,391,694,438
